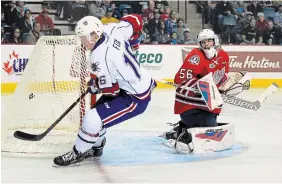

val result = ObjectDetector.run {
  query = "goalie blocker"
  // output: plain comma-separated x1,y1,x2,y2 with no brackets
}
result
165,123,235,154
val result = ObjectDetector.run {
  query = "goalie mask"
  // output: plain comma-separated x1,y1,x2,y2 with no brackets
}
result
197,29,220,59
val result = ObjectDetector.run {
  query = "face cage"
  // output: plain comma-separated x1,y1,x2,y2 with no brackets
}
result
199,38,216,50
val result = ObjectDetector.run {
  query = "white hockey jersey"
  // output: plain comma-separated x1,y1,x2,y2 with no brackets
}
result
88,21,155,99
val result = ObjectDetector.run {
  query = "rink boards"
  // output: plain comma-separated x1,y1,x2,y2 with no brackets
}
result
1,44,282,93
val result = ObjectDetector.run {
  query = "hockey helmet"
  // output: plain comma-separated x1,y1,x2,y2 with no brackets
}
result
197,29,220,59
75,16,103,43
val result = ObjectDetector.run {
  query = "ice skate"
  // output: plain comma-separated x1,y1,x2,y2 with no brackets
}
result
84,137,106,160
160,121,183,140
53,146,84,167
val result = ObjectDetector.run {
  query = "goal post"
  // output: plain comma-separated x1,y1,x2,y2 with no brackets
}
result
1,36,96,157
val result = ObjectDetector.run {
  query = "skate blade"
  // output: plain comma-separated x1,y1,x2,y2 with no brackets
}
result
52,161,83,168
84,156,102,162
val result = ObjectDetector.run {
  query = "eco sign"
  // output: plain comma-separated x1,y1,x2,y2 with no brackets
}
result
134,51,163,63
134,51,163,71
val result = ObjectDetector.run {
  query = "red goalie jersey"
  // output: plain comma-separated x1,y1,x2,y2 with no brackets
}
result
174,48,229,115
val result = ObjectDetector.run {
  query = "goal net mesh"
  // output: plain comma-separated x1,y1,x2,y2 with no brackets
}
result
1,36,95,157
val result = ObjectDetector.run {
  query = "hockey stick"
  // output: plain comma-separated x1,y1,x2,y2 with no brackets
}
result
156,79,279,111
14,88,91,141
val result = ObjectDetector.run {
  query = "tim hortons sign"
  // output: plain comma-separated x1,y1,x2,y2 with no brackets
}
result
181,47,281,72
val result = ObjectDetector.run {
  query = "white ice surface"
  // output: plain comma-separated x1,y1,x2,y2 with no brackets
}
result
1,89,282,183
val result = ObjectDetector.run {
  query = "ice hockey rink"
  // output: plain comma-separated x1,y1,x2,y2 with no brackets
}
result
1,88,282,183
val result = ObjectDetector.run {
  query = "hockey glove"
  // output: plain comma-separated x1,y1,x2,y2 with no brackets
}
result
129,33,140,51
218,72,250,96
87,78,101,95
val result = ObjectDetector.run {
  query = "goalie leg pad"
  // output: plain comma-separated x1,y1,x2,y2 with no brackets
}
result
165,123,235,154
188,123,235,154
75,108,104,153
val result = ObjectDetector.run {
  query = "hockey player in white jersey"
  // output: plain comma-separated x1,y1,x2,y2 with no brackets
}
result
53,15,156,166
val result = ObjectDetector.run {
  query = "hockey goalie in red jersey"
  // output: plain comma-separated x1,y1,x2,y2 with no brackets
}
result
162,29,250,154
174,34,229,115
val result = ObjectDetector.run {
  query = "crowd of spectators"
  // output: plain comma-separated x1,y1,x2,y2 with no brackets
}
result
53,0,195,44
1,1,58,44
1,0,194,45
139,1,195,44
204,1,282,45
2,1,282,46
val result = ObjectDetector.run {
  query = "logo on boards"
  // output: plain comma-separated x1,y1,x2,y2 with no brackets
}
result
2,50,29,75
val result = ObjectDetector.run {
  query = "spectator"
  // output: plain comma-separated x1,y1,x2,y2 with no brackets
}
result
2,1,16,26
263,1,273,8
203,1,213,24
1,26,5,42
214,1,236,28
241,18,263,45
236,12,253,30
2,27,23,44
247,1,263,18
139,29,151,44
142,0,155,21
155,20,170,44
256,12,268,32
165,10,178,35
111,2,121,19
55,1,63,18
125,1,143,14
71,0,88,21
234,1,247,16
11,1,28,26
155,0,169,11
88,0,106,19
176,18,186,41
103,0,111,9
35,8,54,33
101,7,119,24
234,12,253,43
170,32,178,44
122,10,128,17
160,6,170,21
143,16,149,28
273,3,282,27
61,2,74,21
263,20,281,45
179,28,196,44
1,11,9,27
18,9,34,34
25,22,42,44
148,12,161,40
221,12,238,44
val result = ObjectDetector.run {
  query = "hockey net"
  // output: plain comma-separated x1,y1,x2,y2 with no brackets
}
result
1,36,95,157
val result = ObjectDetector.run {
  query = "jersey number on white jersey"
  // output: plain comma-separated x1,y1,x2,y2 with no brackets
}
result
113,39,141,80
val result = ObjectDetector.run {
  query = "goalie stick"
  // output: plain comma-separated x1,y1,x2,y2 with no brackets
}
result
156,79,279,111
14,88,91,141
